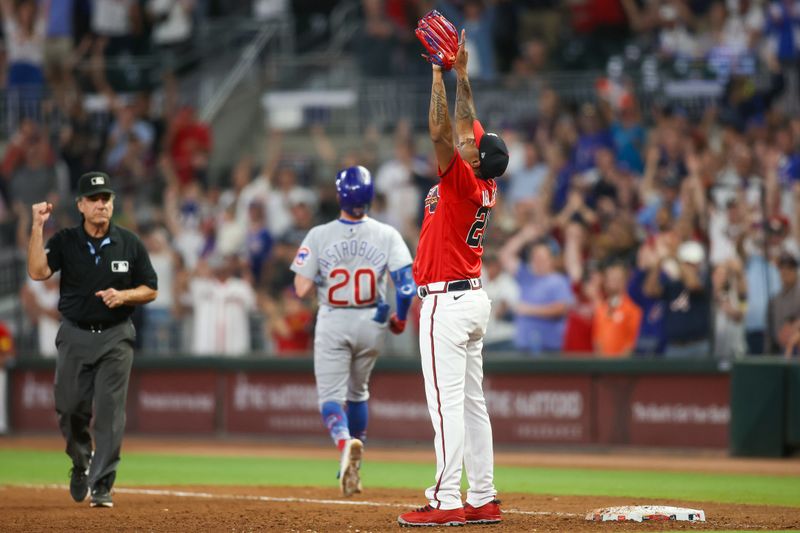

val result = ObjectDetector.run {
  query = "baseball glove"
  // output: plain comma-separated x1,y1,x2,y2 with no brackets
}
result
415,10,459,70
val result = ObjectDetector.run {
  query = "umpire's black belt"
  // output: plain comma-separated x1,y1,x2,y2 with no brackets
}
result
417,278,482,299
69,319,127,333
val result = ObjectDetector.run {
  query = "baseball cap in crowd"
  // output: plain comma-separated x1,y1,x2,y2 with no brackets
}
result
473,120,509,180
677,240,705,265
767,215,790,235
77,172,114,197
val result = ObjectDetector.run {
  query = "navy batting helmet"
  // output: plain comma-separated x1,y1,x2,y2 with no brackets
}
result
336,166,374,217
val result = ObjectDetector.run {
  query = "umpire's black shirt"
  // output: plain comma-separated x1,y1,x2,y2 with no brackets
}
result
45,223,158,324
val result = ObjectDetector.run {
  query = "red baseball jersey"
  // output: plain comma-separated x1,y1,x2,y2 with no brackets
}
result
413,151,497,285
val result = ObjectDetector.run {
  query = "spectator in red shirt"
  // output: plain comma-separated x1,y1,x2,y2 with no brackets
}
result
261,288,313,356
562,221,601,354
167,106,211,188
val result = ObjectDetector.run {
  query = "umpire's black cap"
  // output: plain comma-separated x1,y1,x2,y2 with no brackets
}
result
473,120,509,179
77,172,115,197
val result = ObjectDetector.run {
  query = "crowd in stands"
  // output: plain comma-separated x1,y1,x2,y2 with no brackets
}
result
2,0,800,360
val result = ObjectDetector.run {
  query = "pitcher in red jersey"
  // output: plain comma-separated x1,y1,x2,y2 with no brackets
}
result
398,29,509,528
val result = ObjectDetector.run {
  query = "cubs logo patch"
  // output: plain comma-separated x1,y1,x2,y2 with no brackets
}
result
294,246,311,266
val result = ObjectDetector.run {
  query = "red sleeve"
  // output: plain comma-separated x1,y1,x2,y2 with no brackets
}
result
438,150,479,200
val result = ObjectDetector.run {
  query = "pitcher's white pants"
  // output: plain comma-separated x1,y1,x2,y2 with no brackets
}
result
418,289,496,510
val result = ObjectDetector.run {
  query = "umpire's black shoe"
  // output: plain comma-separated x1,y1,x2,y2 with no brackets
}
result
90,480,113,508
69,466,89,502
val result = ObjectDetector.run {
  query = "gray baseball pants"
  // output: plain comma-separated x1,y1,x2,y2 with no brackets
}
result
54,320,135,489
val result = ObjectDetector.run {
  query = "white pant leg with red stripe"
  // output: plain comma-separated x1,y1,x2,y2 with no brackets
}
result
418,289,496,510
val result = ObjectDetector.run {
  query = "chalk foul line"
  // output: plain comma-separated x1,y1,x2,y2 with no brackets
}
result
15,484,579,518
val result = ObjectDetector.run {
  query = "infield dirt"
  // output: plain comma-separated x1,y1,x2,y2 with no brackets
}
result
2,484,800,532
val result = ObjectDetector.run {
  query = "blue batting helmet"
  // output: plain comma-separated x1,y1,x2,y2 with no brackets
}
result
336,166,374,217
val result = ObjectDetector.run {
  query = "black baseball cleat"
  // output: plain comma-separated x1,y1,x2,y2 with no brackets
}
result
90,480,113,508
68,466,89,502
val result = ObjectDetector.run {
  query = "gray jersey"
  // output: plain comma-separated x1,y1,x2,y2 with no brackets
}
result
291,218,412,308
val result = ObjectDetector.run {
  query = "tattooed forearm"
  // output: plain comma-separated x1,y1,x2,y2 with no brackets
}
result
430,81,447,126
455,77,476,121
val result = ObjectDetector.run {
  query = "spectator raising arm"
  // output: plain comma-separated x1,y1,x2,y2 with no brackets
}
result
499,223,541,275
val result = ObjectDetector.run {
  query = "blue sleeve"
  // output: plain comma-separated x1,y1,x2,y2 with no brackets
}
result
627,268,646,306
390,264,416,321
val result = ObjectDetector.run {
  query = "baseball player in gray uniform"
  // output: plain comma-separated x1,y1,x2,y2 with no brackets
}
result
291,165,415,497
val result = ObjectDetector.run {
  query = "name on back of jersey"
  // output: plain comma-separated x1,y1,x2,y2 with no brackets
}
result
318,238,387,276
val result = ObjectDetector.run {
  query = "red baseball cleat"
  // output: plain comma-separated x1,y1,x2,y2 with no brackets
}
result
464,499,502,524
397,504,466,527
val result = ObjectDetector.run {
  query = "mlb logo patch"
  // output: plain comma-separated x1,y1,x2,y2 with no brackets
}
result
91,176,106,186
294,246,311,267
111,261,129,273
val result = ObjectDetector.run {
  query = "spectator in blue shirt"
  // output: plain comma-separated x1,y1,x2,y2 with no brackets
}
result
628,244,667,355
610,101,646,174
573,103,614,173
500,225,575,355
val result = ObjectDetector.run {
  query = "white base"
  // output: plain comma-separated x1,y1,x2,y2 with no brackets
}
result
586,505,705,522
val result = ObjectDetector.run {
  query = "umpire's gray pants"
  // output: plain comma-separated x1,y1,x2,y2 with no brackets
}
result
54,320,135,489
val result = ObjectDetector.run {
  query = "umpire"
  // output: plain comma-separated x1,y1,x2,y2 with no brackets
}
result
27,172,158,508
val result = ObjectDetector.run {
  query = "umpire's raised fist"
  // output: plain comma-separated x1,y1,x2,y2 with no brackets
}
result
32,202,54,227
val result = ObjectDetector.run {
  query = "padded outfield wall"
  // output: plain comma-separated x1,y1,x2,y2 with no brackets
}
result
6,357,750,450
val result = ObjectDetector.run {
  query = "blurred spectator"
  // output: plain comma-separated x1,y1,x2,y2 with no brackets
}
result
42,0,76,105
166,106,212,187
629,243,667,355
446,0,497,80
562,222,599,354
147,0,196,75
506,140,548,210
593,262,643,357
59,101,104,192
783,316,800,358
260,288,313,356
743,222,782,353
769,252,800,353
610,99,646,174
712,257,748,358
657,3,700,60
189,255,256,356
644,240,712,358
105,101,155,177
3,120,58,215
1,0,48,93
481,251,518,351
573,103,613,173
765,0,800,66
375,135,424,235
266,164,316,239
0,317,14,434
500,225,574,355
90,0,141,57
244,201,273,284
19,275,60,357
709,198,748,266
141,226,180,353
358,0,399,77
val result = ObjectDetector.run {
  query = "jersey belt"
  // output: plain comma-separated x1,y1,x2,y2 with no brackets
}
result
417,278,482,298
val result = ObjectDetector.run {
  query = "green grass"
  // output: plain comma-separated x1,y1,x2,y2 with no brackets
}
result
1,449,799,508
